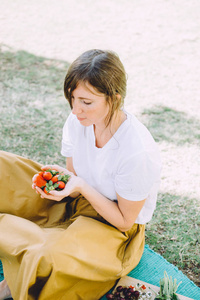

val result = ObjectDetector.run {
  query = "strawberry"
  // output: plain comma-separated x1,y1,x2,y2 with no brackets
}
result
57,181,65,189
38,171,44,177
51,175,59,184
34,170,70,194
43,171,53,181
43,187,49,194
45,169,59,176
35,174,47,188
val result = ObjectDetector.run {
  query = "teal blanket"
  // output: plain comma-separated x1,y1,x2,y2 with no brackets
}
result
101,244,200,300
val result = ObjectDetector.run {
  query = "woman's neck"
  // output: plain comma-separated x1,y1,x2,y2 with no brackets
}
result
94,110,127,148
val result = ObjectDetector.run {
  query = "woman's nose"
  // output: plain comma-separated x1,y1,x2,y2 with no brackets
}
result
72,99,82,115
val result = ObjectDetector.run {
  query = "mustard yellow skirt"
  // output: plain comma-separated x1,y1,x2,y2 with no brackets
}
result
0,151,145,300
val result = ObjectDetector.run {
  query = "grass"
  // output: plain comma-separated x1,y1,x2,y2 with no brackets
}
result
145,193,200,285
141,106,200,286
0,45,70,165
0,45,199,287
141,106,200,146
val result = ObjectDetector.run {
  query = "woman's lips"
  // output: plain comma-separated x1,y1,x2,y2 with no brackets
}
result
77,117,86,121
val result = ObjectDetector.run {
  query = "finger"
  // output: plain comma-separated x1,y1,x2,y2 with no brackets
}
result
32,184,40,194
36,186,45,195
41,193,61,201
32,174,38,183
44,166,72,177
49,190,68,197
36,187,51,198
32,183,36,189
41,165,59,171
35,187,61,201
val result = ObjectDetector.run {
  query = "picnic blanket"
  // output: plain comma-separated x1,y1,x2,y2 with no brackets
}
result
101,244,200,300
1,245,200,300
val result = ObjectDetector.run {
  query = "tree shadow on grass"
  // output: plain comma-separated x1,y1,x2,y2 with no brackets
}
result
141,106,200,146
0,44,71,165
0,44,70,93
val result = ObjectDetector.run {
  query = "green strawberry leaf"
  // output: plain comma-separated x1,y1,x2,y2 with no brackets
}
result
53,183,59,189
58,175,62,181
46,185,55,192
45,169,59,176
61,174,70,183
51,170,59,176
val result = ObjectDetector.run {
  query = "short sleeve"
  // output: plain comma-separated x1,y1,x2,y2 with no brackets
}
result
115,151,161,201
61,113,74,157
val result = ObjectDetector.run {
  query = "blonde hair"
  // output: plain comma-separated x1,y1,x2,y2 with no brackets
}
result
64,49,127,126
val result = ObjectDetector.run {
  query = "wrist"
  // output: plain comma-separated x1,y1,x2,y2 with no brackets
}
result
77,177,86,194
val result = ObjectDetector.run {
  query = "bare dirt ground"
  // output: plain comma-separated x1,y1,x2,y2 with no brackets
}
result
0,0,200,256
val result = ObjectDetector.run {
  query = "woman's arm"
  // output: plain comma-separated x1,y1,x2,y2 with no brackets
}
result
65,158,146,230
78,182,145,232
66,157,80,198
66,157,76,175
33,164,145,231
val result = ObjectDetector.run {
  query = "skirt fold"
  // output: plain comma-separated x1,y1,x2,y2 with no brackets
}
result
0,151,145,300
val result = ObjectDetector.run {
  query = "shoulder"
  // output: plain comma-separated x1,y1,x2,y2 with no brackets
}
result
119,111,160,156
64,112,78,128
63,112,84,135
114,111,162,175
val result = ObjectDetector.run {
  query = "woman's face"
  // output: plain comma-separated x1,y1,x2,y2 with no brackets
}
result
71,81,110,128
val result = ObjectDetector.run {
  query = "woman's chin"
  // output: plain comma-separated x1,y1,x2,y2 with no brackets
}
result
78,118,92,126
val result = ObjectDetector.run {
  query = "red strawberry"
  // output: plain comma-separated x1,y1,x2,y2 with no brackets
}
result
57,181,65,190
35,174,47,188
43,187,49,194
51,175,59,184
43,171,53,181
38,171,44,177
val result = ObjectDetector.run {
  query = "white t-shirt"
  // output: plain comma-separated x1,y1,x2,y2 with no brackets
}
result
61,111,162,224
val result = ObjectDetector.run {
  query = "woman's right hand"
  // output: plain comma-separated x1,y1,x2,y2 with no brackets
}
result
32,165,83,201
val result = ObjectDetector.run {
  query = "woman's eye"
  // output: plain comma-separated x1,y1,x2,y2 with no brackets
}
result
83,101,92,105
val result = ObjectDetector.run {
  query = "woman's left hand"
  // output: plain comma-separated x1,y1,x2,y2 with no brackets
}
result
32,164,83,201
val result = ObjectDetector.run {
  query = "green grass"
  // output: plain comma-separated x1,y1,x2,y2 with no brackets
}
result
141,106,200,286
141,106,200,146
0,46,70,165
146,193,200,285
0,45,199,287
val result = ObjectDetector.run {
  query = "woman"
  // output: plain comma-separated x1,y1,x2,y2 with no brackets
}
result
0,49,161,300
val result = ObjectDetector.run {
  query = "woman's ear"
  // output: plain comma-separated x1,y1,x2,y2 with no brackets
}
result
116,93,122,103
